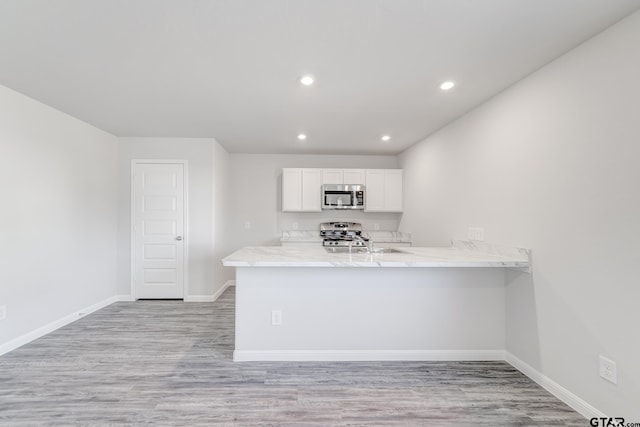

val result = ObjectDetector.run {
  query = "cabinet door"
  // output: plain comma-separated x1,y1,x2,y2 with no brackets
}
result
282,169,302,211
384,169,403,212
301,169,322,211
322,169,343,184
364,170,385,211
343,169,365,185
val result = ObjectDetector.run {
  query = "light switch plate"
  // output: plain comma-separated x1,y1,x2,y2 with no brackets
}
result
271,310,282,326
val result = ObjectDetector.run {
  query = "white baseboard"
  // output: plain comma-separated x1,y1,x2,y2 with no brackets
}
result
184,295,215,302
213,279,235,299
506,352,603,420
234,349,505,362
115,294,135,302
184,280,236,302
0,295,120,357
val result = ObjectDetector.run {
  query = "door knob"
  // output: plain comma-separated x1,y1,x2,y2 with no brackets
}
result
176,236,183,241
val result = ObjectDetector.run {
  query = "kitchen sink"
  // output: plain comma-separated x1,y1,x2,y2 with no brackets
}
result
370,247,405,254
324,246,405,254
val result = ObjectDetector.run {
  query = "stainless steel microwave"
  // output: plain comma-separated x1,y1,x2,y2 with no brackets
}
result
321,184,365,210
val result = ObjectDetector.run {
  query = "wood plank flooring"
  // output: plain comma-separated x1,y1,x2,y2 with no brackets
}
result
0,287,584,426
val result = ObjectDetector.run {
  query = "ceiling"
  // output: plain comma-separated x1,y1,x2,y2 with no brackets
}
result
1,1,639,155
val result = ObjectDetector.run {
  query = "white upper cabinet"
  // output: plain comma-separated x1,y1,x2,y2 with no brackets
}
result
282,169,303,211
301,169,322,211
364,170,385,211
321,169,365,185
383,169,403,212
282,168,401,212
343,169,365,185
365,169,403,212
282,168,322,212
322,169,344,184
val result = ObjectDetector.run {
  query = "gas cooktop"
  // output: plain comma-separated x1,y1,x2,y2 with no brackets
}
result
320,222,369,247
319,222,363,236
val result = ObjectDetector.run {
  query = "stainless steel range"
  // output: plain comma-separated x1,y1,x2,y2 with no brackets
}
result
320,222,369,247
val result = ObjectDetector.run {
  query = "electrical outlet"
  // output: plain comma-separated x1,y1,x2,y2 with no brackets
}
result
468,227,485,241
271,310,282,326
374,223,380,231
0,305,6,321
292,222,298,230
599,356,617,384
244,221,251,230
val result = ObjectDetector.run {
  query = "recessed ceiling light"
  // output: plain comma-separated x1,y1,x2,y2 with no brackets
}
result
297,134,307,140
440,81,455,91
381,135,391,142
300,75,314,86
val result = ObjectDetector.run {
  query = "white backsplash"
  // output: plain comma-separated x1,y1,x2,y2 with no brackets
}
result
278,211,401,234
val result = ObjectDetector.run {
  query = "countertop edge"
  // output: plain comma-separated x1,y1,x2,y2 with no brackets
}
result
222,261,529,268
222,243,531,269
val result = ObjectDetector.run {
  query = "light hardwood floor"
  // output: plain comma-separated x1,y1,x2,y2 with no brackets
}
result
0,287,584,426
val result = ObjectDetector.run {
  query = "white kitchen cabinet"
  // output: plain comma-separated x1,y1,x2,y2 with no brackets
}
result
301,169,322,211
383,169,404,212
282,168,322,212
322,169,365,185
283,168,400,212
365,169,403,212
343,169,365,185
364,170,385,211
322,169,344,184
282,169,302,211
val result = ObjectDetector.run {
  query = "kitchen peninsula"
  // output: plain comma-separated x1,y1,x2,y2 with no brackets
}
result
222,241,530,362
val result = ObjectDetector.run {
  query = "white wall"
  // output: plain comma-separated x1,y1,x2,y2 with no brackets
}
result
117,137,231,298
212,141,233,290
398,11,640,418
0,85,118,347
228,154,399,250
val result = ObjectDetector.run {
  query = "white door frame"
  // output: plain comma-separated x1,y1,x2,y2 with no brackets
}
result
130,159,189,300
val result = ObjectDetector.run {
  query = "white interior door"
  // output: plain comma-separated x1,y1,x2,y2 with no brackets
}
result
133,162,186,299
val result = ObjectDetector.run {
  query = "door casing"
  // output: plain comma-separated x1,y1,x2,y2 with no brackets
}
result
130,159,189,300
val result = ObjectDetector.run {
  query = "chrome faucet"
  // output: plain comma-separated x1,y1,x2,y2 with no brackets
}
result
351,233,374,253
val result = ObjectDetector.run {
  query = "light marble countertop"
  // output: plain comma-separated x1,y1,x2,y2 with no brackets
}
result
222,240,530,269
